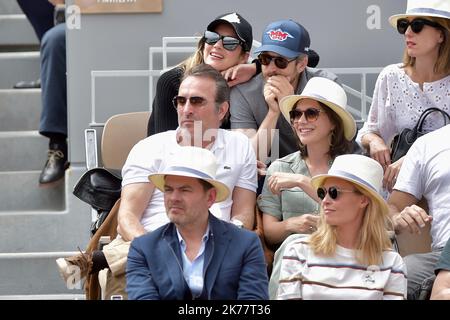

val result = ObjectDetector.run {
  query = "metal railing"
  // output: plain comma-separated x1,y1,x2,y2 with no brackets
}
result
327,67,383,121
89,36,381,128
0,251,80,260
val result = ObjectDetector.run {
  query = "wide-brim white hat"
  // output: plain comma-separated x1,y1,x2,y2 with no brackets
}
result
279,77,356,141
311,154,388,214
148,146,230,203
389,0,450,27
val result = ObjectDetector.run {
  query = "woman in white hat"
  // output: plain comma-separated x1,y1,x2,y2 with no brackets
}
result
357,0,450,192
258,77,356,248
276,154,407,300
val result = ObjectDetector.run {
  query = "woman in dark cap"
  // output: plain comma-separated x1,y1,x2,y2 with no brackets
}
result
147,12,255,135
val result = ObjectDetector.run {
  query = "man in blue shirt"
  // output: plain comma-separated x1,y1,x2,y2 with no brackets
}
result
126,146,269,300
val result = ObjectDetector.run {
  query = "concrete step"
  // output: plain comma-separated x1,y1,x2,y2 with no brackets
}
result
0,131,47,171
0,89,41,131
0,256,85,296
0,51,40,89
0,0,23,15
0,170,65,212
0,168,92,296
0,14,39,47
0,167,90,250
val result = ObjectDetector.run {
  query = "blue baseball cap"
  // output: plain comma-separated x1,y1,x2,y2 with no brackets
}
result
254,19,310,59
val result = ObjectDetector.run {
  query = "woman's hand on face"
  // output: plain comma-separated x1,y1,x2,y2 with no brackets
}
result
222,63,256,88
287,214,320,234
267,172,303,195
369,139,391,170
383,156,404,192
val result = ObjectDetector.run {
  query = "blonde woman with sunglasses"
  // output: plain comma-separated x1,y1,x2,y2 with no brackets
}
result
276,154,407,300
147,12,256,136
357,0,450,193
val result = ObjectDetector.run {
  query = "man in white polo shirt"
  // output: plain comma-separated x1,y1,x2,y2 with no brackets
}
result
388,124,450,299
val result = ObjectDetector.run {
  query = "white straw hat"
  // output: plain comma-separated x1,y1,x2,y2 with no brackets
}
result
148,146,230,203
279,77,356,141
311,154,388,214
389,0,450,27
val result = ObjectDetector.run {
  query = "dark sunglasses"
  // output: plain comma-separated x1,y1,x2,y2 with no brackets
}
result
396,18,443,34
317,186,357,200
203,30,242,51
172,96,207,109
258,53,296,69
289,108,322,124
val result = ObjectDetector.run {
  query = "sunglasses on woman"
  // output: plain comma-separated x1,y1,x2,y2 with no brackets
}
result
203,30,242,51
258,53,296,69
289,108,322,124
396,18,443,34
317,186,358,200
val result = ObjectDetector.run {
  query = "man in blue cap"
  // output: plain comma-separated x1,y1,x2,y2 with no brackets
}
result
230,19,338,163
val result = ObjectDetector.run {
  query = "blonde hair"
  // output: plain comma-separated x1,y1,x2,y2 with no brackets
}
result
402,17,450,75
180,37,207,74
309,184,392,265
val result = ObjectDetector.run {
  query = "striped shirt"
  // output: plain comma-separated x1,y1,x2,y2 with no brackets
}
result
277,239,407,300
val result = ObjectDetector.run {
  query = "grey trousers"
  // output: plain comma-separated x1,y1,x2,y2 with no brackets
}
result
404,250,442,300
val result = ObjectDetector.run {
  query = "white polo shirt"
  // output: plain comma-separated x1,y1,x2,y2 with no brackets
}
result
122,129,257,232
394,124,450,249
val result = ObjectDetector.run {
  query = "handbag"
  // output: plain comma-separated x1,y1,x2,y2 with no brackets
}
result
73,167,122,235
390,107,450,162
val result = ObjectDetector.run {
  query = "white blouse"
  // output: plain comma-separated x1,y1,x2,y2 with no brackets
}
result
356,63,450,146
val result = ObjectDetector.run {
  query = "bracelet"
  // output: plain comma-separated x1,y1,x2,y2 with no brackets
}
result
252,58,262,76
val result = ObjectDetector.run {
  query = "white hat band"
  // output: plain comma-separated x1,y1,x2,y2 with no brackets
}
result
408,7,450,18
165,166,214,180
330,169,378,193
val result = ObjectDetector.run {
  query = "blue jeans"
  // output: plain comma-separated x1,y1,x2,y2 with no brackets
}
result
39,23,67,137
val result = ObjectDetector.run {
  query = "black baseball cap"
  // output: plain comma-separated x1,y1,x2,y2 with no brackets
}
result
207,12,253,52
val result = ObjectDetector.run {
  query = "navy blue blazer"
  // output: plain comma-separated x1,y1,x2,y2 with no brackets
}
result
126,214,269,300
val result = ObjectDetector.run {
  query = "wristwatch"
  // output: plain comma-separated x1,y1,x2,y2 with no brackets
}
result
231,219,244,229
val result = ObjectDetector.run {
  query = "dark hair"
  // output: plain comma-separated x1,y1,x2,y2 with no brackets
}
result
297,101,352,158
182,63,230,111
198,178,214,192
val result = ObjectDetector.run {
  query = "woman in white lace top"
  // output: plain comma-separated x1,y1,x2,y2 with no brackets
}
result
357,0,450,193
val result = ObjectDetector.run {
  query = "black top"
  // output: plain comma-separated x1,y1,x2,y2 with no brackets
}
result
147,67,184,136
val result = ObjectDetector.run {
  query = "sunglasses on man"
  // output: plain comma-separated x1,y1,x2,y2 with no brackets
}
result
317,186,358,200
203,30,243,51
258,53,297,69
396,18,443,35
172,96,208,109
289,108,323,124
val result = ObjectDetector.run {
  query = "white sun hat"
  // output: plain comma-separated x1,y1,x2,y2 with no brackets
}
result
389,0,450,27
148,146,230,203
311,154,388,214
279,77,356,141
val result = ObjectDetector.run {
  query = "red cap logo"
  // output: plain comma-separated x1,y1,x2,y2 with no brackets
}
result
266,29,294,41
